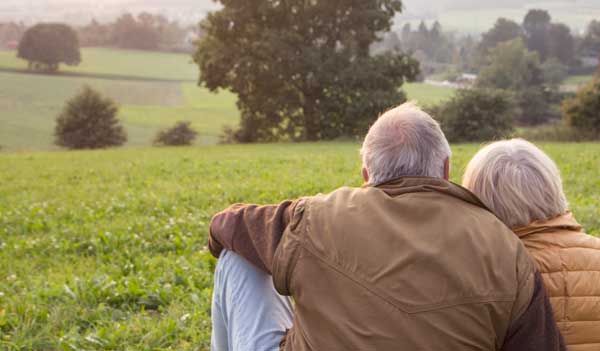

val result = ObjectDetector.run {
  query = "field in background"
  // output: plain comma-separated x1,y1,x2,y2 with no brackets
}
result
0,48,453,151
0,48,240,150
1,142,598,349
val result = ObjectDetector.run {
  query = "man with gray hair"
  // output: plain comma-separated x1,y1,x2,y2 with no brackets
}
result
208,103,565,351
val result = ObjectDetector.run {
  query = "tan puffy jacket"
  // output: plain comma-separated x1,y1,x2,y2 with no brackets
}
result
515,213,600,351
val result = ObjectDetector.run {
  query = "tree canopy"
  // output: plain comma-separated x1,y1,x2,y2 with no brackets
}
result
18,23,81,72
194,0,419,142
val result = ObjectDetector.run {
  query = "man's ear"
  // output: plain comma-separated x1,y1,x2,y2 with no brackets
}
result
362,167,369,183
443,157,450,181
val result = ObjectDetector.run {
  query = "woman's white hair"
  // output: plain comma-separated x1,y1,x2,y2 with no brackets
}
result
360,102,451,185
462,139,568,229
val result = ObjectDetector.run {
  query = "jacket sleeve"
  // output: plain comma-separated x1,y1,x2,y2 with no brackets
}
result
208,200,301,274
501,271,566,351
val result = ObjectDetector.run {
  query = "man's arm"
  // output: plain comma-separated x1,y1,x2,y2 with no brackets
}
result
208,200,300,274
501,271,565,351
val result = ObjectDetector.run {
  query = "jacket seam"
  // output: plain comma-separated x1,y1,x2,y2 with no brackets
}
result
301,241,515,314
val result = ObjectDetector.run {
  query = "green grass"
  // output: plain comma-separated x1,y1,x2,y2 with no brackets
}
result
0,66,239,151
0,48,198,81
0,142,598,349
403,82,455,106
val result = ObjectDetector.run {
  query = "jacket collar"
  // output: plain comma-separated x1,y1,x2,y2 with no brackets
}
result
369,176,491,213
513,212,582,238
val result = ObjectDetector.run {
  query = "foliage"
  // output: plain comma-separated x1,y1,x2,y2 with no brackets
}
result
477,39,553,125
546,23,576,65
477,39,542,90
432,89,515,142
154,121,199,146
541,58,569,86
55,86,127,149
194,0,419,142
478,18,522,55
17,23,81,72
562,77,600,136
1,142,598,349
515,123,596,142
580,20,600,58
523,9,552,61
400,21,455,64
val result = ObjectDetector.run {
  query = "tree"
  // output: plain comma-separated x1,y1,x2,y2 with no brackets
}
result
477,39,550,125
18,23,80,72
546,23,575,65
154,121,198,146
194,1,419,142
112,13,159,51
477,39,542,90
55,86,127,149
478,18,522,54
523,9,551,61
580,20,600,58
432,89,515,142
562,77,600,136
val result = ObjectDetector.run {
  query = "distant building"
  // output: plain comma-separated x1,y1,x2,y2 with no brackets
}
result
6,40,18,50
581,56,599,68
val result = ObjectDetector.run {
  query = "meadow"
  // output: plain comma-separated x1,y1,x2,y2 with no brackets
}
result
0,48,455,151
0,142,599,350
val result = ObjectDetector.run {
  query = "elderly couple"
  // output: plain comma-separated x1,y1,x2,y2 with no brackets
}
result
208,103,600,351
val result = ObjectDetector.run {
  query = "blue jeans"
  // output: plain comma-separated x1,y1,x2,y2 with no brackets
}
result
211,250,294,351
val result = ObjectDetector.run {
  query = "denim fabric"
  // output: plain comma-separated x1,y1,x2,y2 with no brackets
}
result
211,250,294,351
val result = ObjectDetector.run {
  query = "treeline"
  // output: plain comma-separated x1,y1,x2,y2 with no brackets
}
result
377,10,600,77
78,13,197,52
0,12,198,53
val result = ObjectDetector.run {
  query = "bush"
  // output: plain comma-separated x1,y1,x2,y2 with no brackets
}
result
515,123,594,142
562,77,600,136
154,121,198,146
55,86,127,149
431,89,516,142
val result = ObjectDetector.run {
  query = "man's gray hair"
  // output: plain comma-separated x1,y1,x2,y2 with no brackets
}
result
462,139,568,229
360,102,451,185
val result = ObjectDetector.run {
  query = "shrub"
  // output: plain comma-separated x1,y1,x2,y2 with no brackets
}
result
55,86,127,149
515,123,593,142
562,77,600,136
431,89,516,142
154,121,198,146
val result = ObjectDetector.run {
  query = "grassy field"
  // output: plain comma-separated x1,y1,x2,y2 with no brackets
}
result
0,48,240,150
404,82,455,106
0,142,598,350
0,48,198,82
0,48,451,151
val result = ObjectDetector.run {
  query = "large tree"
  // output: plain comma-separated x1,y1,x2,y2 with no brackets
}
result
18,23,80,72
194,0,419,142
581,20,600,58
478,18,522,54
523,9,551,61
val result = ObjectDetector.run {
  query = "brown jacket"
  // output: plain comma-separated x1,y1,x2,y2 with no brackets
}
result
210,177,565,351
515,213,600,351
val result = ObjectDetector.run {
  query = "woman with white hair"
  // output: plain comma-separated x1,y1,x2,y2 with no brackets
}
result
463,139,600,351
